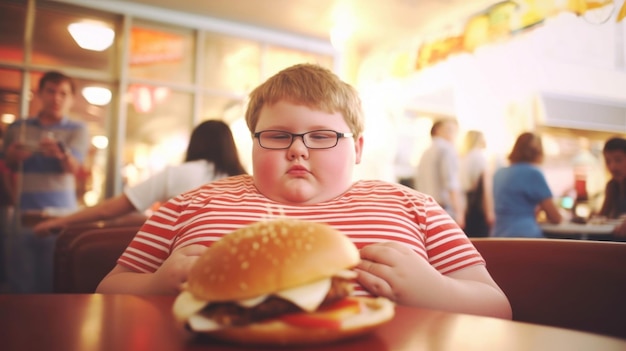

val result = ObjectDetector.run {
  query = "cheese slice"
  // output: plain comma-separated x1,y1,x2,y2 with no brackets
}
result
275,277,331,312
188,312,222,331
172,290,209,322
237,268,356,311
236,294,268,308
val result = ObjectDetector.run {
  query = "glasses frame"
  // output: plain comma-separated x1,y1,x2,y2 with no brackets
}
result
253,129,354,150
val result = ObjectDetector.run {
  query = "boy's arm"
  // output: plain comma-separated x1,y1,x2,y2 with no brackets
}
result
96,265,163,294
356,241,512,319
96,244,206,295
441,265,512,319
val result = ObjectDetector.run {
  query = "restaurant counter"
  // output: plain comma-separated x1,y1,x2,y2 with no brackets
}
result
541,221,618,240
2,294,626,351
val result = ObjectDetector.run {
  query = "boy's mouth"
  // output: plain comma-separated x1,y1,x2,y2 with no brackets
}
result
288,165,310,176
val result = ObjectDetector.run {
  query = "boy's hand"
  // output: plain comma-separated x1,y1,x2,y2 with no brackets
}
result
151,244,207,294
355,241,436,306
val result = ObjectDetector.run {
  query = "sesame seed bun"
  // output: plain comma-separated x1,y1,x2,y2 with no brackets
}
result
186,219,361,302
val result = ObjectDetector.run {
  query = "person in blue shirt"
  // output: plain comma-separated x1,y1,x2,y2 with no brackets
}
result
492,132,562,238
3,71,89,292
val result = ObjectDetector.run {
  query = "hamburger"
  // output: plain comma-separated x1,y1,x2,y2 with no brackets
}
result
172,219,395,346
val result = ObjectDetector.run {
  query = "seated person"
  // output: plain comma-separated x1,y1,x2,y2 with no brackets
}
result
598,137,626,238
97,64,512,320
33,120,247,236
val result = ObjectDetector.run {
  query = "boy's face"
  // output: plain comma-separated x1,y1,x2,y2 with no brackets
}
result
252,100,363,205
604,149,626,182
37,80,74,120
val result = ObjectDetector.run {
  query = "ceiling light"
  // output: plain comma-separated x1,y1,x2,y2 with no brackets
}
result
82,87,112,106
1,113,16,124
91,135,109,149
68,21,115,51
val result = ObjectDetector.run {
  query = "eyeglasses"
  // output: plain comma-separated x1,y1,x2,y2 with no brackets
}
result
254,130,354,150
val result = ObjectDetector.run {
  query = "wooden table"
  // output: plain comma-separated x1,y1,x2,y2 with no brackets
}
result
2,294,626,351
541,222,617,240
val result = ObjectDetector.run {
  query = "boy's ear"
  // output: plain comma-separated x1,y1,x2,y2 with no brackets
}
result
354,135,364,164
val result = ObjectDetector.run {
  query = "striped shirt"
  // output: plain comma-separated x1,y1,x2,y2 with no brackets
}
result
3,117,88,211
118,175,484,295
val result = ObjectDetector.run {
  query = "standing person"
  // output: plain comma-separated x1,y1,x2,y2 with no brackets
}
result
414,118,465,227
2,71,89,293
492,132,562,238
33,120,247,235
97,64,511,319
460,130,495,237
597,137,626,238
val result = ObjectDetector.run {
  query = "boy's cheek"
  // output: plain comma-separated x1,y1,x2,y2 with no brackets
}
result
253,153,282,175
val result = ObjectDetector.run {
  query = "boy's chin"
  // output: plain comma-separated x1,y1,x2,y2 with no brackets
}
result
279,182,322,204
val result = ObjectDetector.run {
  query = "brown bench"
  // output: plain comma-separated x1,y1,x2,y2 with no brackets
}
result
53,224,141,293
471,237,626,339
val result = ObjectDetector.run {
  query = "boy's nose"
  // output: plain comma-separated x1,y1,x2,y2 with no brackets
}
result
287,137,309,159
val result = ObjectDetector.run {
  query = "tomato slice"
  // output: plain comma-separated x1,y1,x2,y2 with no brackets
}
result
280,313,342,329
320,298,360,312
279,298,361,329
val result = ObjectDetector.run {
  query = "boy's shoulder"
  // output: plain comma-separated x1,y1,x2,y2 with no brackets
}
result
189,174,253,194
353,179,426,197
60,117,87,130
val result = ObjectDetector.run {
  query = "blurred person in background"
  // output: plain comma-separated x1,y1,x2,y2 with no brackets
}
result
597,136,626,238
2,71,89,293
460,130,494,237
492,132,562,238
0,153,15,290
415,118,465,227
34,120,247,236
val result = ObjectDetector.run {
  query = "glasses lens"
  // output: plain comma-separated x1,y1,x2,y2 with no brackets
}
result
259,131,291,149
304,131,338,149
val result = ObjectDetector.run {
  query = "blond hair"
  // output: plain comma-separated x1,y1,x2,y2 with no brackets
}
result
462,130,485,155
245,64,364,138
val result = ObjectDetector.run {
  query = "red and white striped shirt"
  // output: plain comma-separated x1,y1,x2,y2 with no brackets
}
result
118,175,484,293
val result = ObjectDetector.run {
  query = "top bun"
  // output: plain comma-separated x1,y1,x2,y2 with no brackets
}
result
187,219,360,301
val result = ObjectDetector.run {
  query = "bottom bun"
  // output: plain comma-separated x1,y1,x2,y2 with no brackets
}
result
205,296,395,346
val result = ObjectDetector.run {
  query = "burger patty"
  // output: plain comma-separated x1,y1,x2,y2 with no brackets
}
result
200,277,353,327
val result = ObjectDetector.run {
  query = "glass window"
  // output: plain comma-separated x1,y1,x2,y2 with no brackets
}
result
124,85,193,185
0,69,22,141
0,0,26,63
129,21,195,84
201,94,246,122
202,33,261,93
32,3,117,72
263,45,333,79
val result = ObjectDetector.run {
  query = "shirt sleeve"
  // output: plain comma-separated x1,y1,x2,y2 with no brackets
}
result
67,123,89,162
527,168,553,203
124,167,171,212
440,146,461,191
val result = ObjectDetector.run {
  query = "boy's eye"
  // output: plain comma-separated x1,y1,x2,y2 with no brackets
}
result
308,132,333,140
267,133,290,140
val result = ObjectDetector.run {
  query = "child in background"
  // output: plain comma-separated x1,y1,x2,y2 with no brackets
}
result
97,64,511,319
